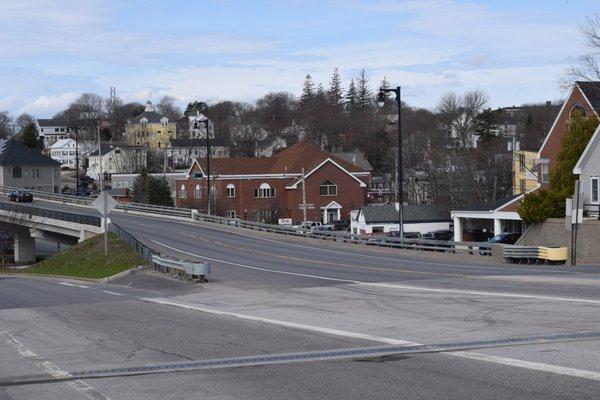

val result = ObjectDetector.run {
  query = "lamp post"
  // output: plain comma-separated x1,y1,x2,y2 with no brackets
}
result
194,118,211,214
73,125,80,196
377,86,403,239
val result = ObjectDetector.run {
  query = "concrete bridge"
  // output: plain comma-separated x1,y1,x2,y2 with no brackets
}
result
0,201,103,263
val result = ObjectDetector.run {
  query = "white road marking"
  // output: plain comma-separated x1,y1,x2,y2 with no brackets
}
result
150,239,600,305
59,282,89,289
101,290,124,296
0,329,113,400
449,352,600,381
144,297,600,382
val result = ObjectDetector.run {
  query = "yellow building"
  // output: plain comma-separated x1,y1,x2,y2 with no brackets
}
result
513,150,538,194
125,101,176,150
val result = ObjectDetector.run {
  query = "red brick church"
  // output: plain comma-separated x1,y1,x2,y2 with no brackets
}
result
175,142,371,223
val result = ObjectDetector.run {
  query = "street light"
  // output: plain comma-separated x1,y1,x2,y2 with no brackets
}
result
193,117,212,215
377,85,403,239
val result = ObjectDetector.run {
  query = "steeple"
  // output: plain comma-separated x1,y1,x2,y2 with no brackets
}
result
145,100,154,112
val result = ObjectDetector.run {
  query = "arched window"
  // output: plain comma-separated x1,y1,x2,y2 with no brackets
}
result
12,167,22,179
569,104,586,119
194,184,201,199
226,183,235,198
320,180,337,196
254,183,275,198
179,184,187,198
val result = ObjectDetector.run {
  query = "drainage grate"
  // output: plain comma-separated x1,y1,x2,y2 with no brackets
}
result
3,329,600,386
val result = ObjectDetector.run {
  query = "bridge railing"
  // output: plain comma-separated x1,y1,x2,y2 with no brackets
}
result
0,200,101,227
0,185,489,256
192,212,491,256
109,223,210,281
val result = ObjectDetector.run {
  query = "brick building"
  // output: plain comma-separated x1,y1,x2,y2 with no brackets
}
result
537,81,600,186
175,142,370,223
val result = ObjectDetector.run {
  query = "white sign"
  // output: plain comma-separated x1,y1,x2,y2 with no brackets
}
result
571,208,583,224
91,191,118,216
278,218,293,226
299,203,315,210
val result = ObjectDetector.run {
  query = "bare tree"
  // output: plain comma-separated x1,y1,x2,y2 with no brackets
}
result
436,90,488,148
157,96,182,121
0,111,12,139
561,12,600,87
15,113,36,132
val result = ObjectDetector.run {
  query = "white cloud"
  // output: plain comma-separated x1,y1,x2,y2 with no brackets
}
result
20,92,80,116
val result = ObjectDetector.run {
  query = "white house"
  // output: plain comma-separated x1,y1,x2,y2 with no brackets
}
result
168,138,229,169
351,203,451,235
49,139,95,169
255,135,287,157
86,145,147,180
573,124,600,216
177,111,214,139
36,118,97,149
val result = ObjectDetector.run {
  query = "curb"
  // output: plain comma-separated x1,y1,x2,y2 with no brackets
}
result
96,265,147,283
0,265,147,284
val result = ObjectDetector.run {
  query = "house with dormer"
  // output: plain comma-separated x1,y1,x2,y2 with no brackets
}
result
125,100,177,150
175,142,370,223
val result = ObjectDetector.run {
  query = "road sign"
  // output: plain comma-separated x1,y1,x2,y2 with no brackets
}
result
299,203,314,210
91,191,118,216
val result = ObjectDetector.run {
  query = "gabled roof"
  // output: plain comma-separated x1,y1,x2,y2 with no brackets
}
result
360,204,450,224
575,81,600,116
50,138,75,148
193,142,366,176
0,139,60,166
333,152,373,171
37,118,97,127
574,124,600,174
130,111,168,124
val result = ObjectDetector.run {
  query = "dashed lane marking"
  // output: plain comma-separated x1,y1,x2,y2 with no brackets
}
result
101,290,124,296
0,329,113,399
58,282,89,289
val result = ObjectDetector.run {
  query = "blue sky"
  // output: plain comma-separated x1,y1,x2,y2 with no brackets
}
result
0,0,598,117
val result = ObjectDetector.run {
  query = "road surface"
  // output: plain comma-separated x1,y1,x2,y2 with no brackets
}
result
1,199,600,399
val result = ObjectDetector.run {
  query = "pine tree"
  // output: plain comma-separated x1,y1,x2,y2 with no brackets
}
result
380,76,392,101
316,82,325,97
356,69,372,109
148,176,174,207
328,68,343,107
300,74,315,108
132,169,151,204
20,123,43,149
345,79,357,113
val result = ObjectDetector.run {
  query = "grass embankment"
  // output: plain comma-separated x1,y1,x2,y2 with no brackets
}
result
26,233,147,279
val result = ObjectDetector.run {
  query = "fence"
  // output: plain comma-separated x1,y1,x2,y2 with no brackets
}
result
0,200,101,226
0,185,491,256
109,223,210,281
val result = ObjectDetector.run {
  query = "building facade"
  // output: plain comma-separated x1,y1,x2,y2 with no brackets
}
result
86,145,147,180
175,142,370,223
512,150,538,194
0,139,61,193
350,204,451,235
125,101,176,149
573,124,600,215
168,138,229,169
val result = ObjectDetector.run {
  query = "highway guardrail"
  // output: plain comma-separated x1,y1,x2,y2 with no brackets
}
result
109,223,210,282
503,245,567,264
0,200,101,226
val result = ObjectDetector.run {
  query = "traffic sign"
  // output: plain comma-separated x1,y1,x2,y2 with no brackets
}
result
91,191,118,216
299,203,314,210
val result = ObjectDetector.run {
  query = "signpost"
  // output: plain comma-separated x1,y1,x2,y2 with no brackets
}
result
298,203,314,210
91,191,118,256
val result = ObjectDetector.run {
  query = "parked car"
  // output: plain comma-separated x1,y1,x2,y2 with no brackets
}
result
419,229,454,241
300,221,322,230
8,189,33,203
388,231,420,239
479,232,521,255
313,224,335,235
330,220,350,231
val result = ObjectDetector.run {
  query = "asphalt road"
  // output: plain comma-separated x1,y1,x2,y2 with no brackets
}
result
1,199,600,399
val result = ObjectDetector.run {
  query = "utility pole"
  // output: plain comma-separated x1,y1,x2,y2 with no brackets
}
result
301,167,307,226
98,124,104,192
74,125,80,195
110,87,116,143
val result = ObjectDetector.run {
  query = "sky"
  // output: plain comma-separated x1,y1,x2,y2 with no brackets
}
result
0,0,598,118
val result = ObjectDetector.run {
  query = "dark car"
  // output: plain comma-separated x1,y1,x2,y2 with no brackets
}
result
489,232,521,245
388,231,420,239
478,232,521,255
419,229,454,241
330,220,350,231
8,189,33,203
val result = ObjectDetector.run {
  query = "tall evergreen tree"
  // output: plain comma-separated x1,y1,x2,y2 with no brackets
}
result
300,74,315,108
148,176,175,207
356,69,372,109
132,169,151,204
345,79,358,113
379,76,392,101
328,68,343,107
20,123,43,149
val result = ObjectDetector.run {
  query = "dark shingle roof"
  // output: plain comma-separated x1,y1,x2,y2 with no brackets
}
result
37,118,98,127
130,111,167,124
459,194,521,212
576,81,600,115
88,144,113,157
361,204,450,224
170,138,228,147
334,152,373,171
0,139,60,166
